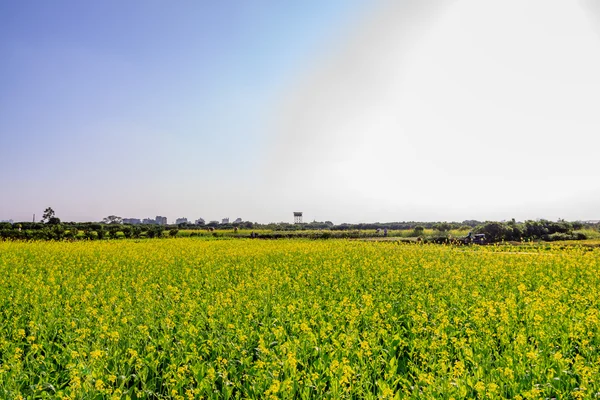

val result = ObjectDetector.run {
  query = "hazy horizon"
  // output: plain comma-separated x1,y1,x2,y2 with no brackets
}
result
2,0,600,224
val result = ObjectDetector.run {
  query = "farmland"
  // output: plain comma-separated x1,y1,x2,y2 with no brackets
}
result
1,239,600,399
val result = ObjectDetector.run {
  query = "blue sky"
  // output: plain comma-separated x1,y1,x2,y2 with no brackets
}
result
1,1,364,167
1,0,366,222
2,1,600,223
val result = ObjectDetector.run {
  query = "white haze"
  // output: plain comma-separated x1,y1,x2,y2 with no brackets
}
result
262,0,600,223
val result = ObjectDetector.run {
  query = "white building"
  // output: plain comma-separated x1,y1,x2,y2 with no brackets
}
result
221,217,229,224
155,216,167,225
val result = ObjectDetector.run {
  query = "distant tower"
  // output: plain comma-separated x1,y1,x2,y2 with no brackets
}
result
294,212,303,224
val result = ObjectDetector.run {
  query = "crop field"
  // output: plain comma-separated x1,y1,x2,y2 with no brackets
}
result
1,239,600,399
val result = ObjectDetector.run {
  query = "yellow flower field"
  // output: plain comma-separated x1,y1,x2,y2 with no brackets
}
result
0,239,599,399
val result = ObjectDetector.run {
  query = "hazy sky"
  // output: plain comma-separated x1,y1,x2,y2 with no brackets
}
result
2,0,600,223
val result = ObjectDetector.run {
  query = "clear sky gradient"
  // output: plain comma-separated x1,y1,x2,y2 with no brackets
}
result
1,0,599,223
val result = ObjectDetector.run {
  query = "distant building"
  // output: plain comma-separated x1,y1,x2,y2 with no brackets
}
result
221,217,229,224
233,217,242,223
142,218,156,225
195,218,205,225
155,216,167,225
0,219,14,224
175,217,188,225
123,218,141,225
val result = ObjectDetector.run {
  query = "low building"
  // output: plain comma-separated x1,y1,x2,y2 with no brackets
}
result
175,217,188,225
142,218,156,225
195,218,205,225
123,218,141,225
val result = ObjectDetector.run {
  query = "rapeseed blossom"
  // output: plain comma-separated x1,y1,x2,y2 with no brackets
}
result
0,239,599,398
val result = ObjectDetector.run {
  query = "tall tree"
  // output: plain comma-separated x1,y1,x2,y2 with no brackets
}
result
42,207,55,223
42,207,60,224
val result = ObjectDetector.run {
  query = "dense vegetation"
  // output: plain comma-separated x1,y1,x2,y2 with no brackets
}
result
1,218,598,243
1,239,600,398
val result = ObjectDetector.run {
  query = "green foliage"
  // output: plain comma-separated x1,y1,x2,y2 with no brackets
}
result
475,221,514,242
1,218,597,245
412,226,425,236
132,226,142,239
545,232,587,241
47,217,61,225
146,226,164,239
433,222,451,232
41,207,55,223
64,229,77,240
96,226,105,240
122,226,133,239
108,227,120,239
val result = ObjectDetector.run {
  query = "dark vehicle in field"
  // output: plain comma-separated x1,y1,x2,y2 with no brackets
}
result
463,232,486,245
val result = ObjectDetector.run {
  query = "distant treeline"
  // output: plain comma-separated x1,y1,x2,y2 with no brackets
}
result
197,220,476,231
471,219,590,243
0,219,597,242
0,222,171,241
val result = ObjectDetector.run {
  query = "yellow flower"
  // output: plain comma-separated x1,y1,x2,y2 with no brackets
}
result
90,349,103,359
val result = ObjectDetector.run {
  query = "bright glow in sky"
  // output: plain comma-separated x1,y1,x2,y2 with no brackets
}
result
1,0,599,223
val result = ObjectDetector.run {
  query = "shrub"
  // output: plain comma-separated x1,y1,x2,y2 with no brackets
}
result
122,227,133,239
412,226,425,237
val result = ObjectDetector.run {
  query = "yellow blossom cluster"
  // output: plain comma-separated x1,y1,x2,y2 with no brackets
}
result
0,239,599,398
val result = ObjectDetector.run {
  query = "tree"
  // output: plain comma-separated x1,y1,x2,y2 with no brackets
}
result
475,221,512,243
108,227,120,239
413,226,425,236
122,226,133,239
95,225,105,240
51,224,65,240
433,222,451,232
132,226,142,239
103,215,123,224
146,226,164,239
84,229,96,240
42,207,58,224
